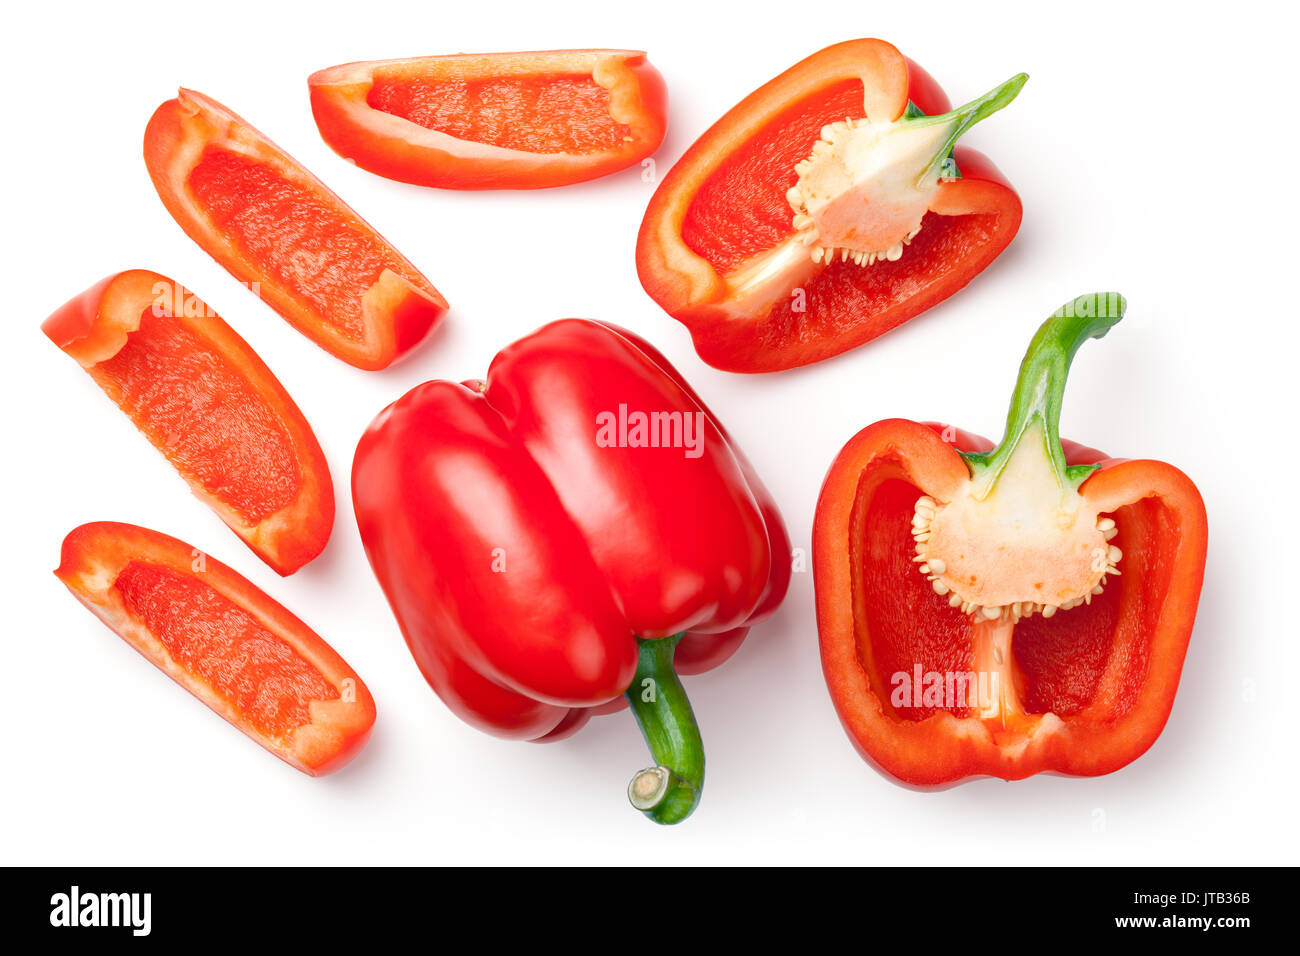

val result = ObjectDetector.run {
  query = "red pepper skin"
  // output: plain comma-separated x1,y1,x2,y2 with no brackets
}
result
43,270,333,575
636,39,1022,372
143,89,447,370
813,420,1207,787
309,50,668,189
55,522,376,776
352,319,790,741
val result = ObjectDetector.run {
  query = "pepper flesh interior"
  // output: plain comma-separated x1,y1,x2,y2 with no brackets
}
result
115,561,337,737
912,423,1122,622
788,116,951,265
787,73,1027,268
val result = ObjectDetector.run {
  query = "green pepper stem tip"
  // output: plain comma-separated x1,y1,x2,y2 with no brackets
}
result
912,72,1028,181
627,766,671,811
963,291,1127,495
624,635,704,826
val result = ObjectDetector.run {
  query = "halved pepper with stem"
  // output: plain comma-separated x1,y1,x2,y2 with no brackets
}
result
55,522,376,776
352,319,789,823
637,38,1024,372
144,89,448,370
814,294,1208,785
309,49,668,189
43,270,333,575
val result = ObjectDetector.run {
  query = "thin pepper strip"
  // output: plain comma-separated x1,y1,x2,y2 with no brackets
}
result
43,270,333,575
55,522,375,776
309,49,667,189
144,89,447,370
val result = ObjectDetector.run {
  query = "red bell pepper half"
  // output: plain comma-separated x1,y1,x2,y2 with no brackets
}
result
55,522,376,776
43,270,333,575
353,320,789,823
144,89,448,370
637,38,1024,372
814,294,1208,785
309,50,667,189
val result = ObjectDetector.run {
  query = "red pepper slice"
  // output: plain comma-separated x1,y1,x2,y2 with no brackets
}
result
353,320,789,822
637,38,1024,372
309,50,667,189
43,270,333,575
814,294,1208,785
144,89,447,370
55,522,376,776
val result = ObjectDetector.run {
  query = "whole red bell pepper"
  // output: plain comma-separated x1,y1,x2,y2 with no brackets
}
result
309,49,668,189
637,38,1024,372
43,270,333,575
144,89,448,370
55,522,376,776
352,320,789,823
813,294,1208,785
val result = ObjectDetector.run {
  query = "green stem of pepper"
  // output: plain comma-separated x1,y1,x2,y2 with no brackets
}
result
907,72,1029,182
624,633,704,825
962,292,1127,498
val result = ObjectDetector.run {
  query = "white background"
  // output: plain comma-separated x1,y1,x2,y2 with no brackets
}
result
3,0,1296,865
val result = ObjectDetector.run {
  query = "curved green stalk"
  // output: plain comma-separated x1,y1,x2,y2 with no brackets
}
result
624,634,703,825
910,73,1029,182
963,292,1127,498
